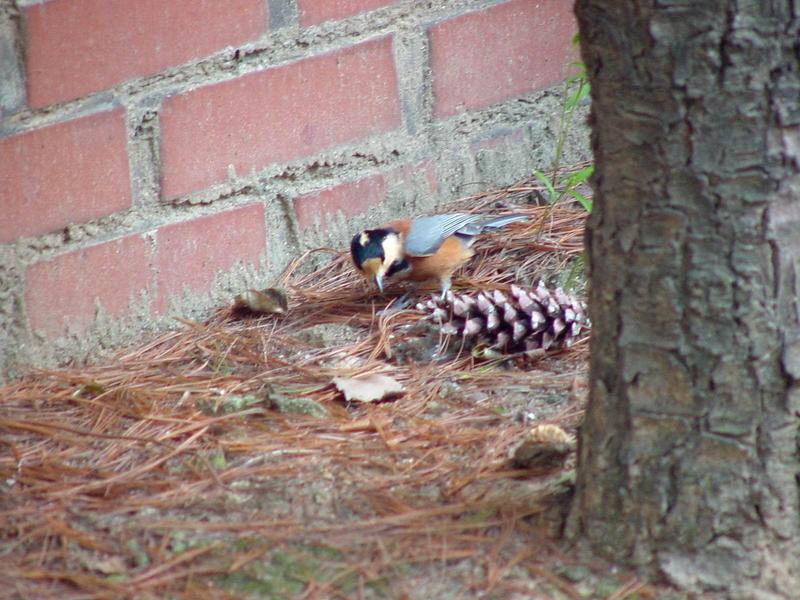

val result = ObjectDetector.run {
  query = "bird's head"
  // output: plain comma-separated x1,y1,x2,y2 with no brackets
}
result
350,228,403,292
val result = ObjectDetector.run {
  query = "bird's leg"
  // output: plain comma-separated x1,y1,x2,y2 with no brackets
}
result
439,276,452,301
394,293,413,309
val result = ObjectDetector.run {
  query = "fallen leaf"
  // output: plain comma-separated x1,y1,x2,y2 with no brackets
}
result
232,288,288,315
333,374,404,403
83,554,127,575
510,424,575,469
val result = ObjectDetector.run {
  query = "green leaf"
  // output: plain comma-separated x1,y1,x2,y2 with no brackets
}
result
564,165,594,189
565,81,591,110
567,190,593,213
532,169,558,203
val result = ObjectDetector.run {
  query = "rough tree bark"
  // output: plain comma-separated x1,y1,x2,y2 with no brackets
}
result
567,1,800,596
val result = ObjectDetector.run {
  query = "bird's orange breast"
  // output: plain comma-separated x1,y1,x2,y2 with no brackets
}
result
380,218,474,285
403,236,474,283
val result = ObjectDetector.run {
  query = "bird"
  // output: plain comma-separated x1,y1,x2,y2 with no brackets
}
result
350,212,528,297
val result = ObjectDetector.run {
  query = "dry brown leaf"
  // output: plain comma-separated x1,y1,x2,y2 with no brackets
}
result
232,287,289,314
511,424,576,469
82,554,127,575
332,373,404,403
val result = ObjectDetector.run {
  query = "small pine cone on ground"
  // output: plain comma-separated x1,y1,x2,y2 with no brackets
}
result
415,282,589,354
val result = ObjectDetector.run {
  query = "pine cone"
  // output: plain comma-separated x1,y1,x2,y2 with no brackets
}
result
415,282,588,353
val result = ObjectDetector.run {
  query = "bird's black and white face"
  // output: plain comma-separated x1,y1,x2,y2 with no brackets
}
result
350,228,404,292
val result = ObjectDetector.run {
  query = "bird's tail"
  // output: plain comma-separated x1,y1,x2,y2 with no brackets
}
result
477,213,528,230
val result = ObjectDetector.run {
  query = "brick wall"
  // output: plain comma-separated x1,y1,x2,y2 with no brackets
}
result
0,0,585,378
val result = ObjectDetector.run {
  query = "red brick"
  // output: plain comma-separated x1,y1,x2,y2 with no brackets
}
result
25,235,151,340
24,0,267,108
293,173,388,231
298,0,395,26
0,109,131,244
429,0,577,117
155,204,266,313
160,37,401,199
395,159,438,198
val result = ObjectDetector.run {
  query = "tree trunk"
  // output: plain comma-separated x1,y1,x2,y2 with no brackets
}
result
568,1,800,596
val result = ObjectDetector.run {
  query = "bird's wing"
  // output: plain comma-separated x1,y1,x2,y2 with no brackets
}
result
403,213,527,256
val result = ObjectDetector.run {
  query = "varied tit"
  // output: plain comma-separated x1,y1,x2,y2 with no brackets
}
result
350,212,527,297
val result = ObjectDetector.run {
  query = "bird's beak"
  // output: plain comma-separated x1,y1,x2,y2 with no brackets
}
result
373,274,384,293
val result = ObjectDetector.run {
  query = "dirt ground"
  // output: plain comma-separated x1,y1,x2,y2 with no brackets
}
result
0,183,676,599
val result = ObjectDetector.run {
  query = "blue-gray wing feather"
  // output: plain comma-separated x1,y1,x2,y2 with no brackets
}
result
404,213,527,256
